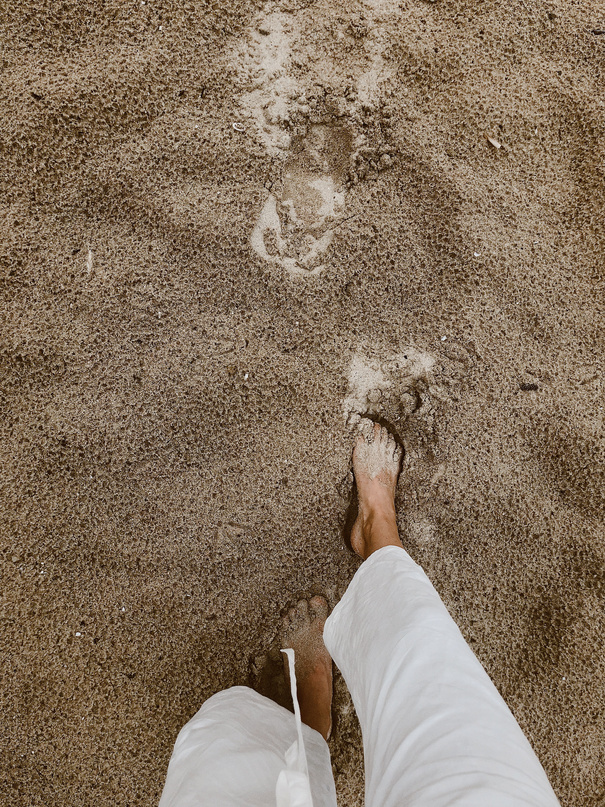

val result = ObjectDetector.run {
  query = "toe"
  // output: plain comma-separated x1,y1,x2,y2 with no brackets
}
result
358,418,373,442
295,599,310,624
356,431,367,451
309,595,329,623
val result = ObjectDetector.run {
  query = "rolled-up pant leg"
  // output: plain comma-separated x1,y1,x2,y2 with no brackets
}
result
323,545,561,807
158,686,337,807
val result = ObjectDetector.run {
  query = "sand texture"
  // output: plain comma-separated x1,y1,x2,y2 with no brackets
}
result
1,0,604,804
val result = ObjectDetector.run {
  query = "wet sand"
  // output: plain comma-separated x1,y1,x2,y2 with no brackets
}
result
1,1,604,804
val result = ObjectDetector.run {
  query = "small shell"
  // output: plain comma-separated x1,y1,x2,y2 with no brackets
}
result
232,122,245,132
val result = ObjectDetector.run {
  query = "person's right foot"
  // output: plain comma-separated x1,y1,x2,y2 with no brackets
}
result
350,420,403,559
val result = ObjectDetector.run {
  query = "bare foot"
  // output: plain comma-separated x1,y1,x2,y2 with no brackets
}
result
281,596,333,741
350,419,403,560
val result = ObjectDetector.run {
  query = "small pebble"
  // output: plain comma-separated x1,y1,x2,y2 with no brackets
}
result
75,632,82,637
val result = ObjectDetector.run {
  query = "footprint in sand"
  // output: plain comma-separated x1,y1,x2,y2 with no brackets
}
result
233,1,400,276
343,341,477,429
343,348,437,430
251,124,351,275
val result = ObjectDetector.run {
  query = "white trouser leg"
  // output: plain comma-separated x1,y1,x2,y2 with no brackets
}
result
158,686,337,807
323,545,561,807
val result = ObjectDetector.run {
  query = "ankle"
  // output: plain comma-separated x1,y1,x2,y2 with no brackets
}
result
360,499,396,532
358,507,401,559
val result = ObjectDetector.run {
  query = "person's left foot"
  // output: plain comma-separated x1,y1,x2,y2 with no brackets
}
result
280,596,333,741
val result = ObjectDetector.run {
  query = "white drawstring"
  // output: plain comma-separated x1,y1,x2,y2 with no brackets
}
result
275,649,315,807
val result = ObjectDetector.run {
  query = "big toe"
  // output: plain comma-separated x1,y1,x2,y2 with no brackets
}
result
292,599,310,628
309,596,329,624
375,422,387,444
358,418,374,441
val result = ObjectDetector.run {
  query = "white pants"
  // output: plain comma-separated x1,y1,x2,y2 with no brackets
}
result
159,546,561,807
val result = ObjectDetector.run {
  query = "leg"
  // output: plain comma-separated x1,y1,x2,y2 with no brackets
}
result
158,686,337,807
323,421,561,807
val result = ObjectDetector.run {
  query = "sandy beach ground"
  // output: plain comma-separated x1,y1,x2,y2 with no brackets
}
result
1,0,604,804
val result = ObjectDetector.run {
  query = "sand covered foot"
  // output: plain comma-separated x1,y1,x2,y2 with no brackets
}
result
281,596,333,741
351,419,403,559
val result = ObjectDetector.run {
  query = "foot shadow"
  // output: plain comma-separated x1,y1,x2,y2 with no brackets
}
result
341,484,359,555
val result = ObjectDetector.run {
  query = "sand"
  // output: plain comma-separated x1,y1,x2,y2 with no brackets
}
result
1,0,604,804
